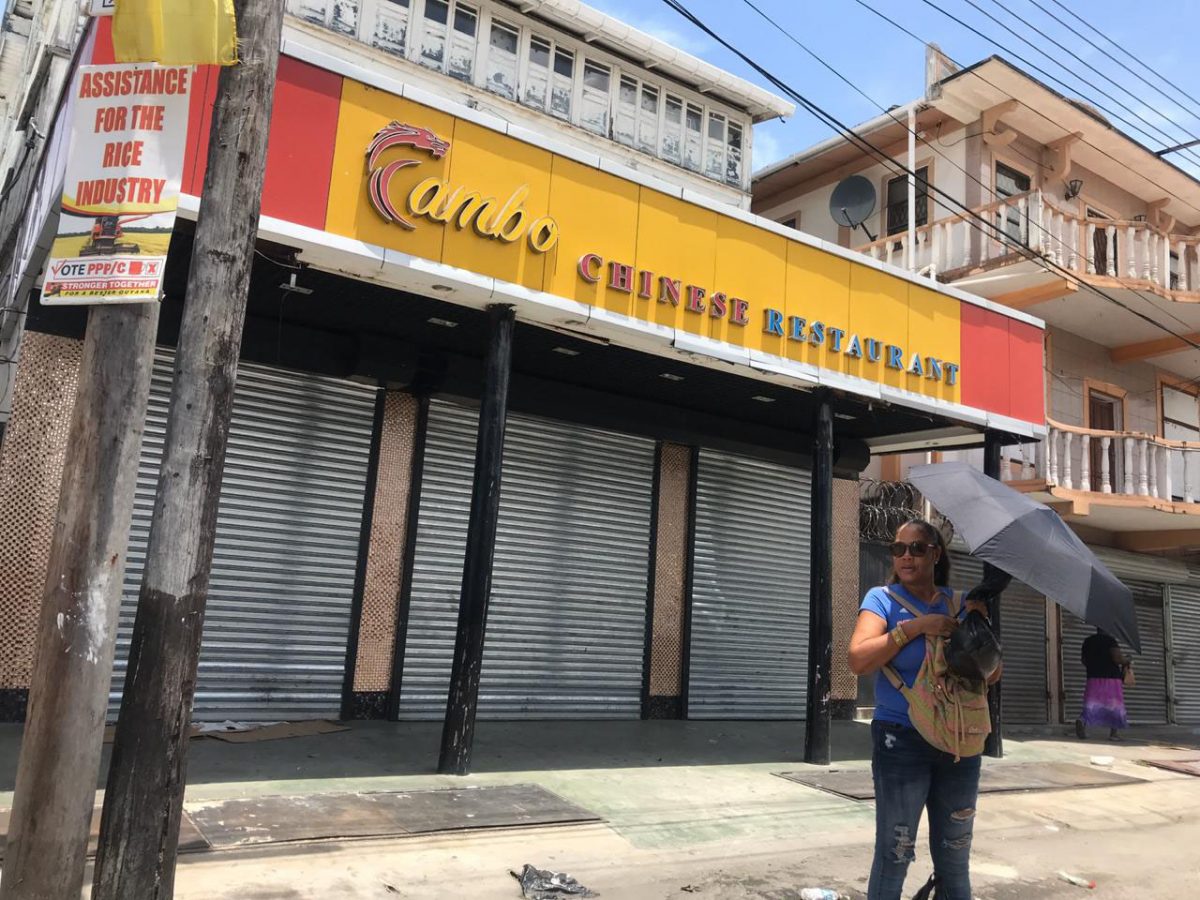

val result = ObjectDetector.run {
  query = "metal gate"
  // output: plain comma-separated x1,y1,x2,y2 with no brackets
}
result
951,553,1048,724
110,352,378,721
398,400,656,719
687,450,811,719
1061,581,1168,725
1168,584,1200,724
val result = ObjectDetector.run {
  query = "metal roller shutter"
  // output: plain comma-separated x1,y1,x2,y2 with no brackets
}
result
950,553,1048,724
111,352,377,721
398,399,655,719
1168,584,1200,724
688,450,811,719
1061,581,1168,725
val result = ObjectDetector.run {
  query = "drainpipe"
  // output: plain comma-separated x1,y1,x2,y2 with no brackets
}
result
907,104,917,271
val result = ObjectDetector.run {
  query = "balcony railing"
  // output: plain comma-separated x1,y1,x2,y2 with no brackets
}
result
1005,419,1200,505
856,190,1200,298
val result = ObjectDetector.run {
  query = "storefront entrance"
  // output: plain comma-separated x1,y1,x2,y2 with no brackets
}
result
109,351,378,722
396,399,656,719
687,450,811,720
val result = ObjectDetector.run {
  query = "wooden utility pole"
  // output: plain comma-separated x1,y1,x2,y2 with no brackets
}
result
0,305,159,900
91,2,286,897
804,391,834,766
438,304,515,775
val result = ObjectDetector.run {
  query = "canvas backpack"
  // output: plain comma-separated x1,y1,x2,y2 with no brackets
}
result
882,588,991,761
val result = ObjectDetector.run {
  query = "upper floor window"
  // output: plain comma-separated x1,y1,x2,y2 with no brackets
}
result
416,0,477,81
615,76,660,153
522,35,574,121
371,0,411,56
886,166,929,236
996,162,1032,244
485,18,519,98
581,61,611,136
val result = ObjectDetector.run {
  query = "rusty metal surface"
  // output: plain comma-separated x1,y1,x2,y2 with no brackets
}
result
354,392,419,693
777,761,1145,800
186,783,601,848
0,333,83,689
1141,758,1200,777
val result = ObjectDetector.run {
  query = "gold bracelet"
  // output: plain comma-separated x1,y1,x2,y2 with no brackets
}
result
891,624,909,648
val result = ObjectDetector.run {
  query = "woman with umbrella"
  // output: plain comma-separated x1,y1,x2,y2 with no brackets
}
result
848,519,1005,900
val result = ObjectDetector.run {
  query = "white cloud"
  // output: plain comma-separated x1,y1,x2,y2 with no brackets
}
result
581,0,713,56
751,129,785,171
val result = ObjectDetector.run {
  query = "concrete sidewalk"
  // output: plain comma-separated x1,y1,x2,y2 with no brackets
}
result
0,718,1196,852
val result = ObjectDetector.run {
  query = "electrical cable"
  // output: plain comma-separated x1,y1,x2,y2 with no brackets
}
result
738,0,1200,341
853,0,1200,220
950,0,1200,169
1040,0,1200,126
659,0,1200,364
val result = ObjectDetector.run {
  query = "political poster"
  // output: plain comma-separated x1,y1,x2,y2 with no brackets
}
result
42,63,190,305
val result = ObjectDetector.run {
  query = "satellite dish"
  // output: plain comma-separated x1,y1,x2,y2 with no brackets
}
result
829,175,878,240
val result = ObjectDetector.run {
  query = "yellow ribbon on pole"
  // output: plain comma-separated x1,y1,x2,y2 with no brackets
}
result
112,0,239,67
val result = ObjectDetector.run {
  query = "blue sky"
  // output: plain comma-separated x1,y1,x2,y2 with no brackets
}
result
586,0,1200,176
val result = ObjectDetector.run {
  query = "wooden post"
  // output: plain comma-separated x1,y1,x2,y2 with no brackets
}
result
0,306,159,900
983,431,1004,759
91,2,286,897
804,392,833,765
438,304,515,776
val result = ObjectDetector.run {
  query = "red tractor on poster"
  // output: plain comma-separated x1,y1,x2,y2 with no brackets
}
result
78,215,147,256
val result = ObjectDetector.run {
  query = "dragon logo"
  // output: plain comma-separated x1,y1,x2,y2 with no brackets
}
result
366,122,451,228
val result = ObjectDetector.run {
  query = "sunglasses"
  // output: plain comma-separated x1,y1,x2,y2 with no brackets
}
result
889,540,935,558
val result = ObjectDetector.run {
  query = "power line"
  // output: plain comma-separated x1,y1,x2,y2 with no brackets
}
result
738,0,1200,341
983,0,1200,152
851,0,1200,220
1040,0,1200,127
924,0,1200,170
657,0,1200,365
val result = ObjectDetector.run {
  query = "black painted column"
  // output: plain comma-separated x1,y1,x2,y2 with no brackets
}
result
438,305,515,775
983,430,1004,759
804,392,834,765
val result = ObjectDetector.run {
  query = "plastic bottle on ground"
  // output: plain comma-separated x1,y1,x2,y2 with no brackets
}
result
799,890,847,900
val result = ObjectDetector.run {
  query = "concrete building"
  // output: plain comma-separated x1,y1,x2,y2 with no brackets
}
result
754,47,1200,728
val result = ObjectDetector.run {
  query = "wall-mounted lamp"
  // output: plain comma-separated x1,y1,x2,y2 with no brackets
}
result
1065,178,1084,200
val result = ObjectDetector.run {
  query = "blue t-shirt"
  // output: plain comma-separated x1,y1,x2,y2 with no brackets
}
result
860,584,961,728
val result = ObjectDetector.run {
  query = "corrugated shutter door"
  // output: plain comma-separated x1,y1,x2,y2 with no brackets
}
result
398,400,655,719
112,352,377,721
1168,584,1200,724
688,450,811,719
1061,581,1168,725
950,553,1048,724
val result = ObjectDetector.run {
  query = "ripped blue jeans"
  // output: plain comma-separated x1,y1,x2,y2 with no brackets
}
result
868,721,981,900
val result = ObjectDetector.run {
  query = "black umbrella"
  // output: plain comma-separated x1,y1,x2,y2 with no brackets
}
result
907,461,1141,651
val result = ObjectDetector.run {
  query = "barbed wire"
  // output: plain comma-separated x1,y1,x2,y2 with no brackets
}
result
859,478,955,546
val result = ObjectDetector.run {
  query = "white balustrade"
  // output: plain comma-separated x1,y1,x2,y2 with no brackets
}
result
1086,223,1097,274
1079,434,1091,491
1148,442,1159,498
1186,451,1196,504
1048,430,1060,486
1123,437,1135,494
1126,225,1137,280
1105,225,1118,276
1100,436,1112,493
1178,241,1188,292
1062,432,1074,489
1162,447,1174,501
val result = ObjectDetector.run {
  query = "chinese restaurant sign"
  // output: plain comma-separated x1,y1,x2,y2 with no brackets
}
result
43,63,190,305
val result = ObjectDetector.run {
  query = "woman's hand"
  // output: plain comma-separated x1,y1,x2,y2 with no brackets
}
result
915,614,958,637
964,599,990,618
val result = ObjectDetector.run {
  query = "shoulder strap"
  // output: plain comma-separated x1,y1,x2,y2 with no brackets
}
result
947,590,962,617
882,587,924,619
882,664,905,690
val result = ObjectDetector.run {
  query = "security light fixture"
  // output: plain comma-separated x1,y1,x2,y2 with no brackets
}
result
751,395,776,403
427,317,458,328
1065,179,1083,200
552,346,581,357
659,372,685,382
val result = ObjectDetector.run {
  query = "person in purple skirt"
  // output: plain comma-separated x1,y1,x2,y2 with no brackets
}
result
1075,628,1131,741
